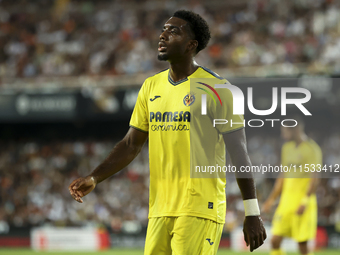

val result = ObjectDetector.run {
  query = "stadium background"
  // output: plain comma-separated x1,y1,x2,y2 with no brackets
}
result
0,0,340,254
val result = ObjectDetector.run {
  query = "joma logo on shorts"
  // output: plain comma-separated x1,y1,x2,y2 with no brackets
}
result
206,238,214,245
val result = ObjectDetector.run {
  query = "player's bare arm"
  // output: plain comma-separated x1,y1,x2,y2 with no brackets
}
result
297,175,319,215
262,177,284,213
223,128,267,252
68,127,148,203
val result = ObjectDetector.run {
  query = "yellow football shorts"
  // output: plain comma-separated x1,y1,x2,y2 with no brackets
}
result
272,204,317,242
144,216,223,255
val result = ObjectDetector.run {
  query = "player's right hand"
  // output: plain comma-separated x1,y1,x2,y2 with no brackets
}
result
69,176,97,203
243,215,267,252
262,199,274,214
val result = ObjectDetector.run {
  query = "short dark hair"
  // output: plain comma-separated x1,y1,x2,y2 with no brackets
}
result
173,10,211,54
287,114,305,129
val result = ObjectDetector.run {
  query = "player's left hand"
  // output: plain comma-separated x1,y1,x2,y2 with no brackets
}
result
296,204,306,215
243,216,267,252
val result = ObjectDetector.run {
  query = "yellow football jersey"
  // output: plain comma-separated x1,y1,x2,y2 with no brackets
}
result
129,66,244,223
278,139,322,212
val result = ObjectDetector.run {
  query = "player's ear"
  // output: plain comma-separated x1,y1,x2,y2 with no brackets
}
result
187,40,198,54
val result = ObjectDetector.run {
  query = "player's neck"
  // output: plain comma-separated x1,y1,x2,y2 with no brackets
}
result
294,133,308,145
169,60,199,82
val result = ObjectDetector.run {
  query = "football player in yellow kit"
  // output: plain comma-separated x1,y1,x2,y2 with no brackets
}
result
263,118,322,255
69,10,266,254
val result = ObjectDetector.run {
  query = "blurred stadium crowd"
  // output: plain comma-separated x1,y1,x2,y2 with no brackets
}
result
2,0,340,78
1,132,339,233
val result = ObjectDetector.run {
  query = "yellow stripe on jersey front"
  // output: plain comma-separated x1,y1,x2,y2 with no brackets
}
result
130,67,244,223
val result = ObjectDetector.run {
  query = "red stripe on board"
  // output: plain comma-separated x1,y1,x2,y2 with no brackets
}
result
0,237,30,247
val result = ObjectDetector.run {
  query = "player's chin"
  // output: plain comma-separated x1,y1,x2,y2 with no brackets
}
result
157,52,168,61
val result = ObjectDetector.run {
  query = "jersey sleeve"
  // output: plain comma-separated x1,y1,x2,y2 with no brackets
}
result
212,82,244,134
129,80,149,132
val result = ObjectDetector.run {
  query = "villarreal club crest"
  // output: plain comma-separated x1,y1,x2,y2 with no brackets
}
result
183,92,195,106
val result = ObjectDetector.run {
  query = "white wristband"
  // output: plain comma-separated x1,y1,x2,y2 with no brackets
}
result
243,199,260,216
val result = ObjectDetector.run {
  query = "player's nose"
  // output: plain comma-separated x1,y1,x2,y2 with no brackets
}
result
159,31,167,41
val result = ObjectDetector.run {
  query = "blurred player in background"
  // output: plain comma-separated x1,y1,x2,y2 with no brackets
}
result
69,10,266,254
263,117,322,255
